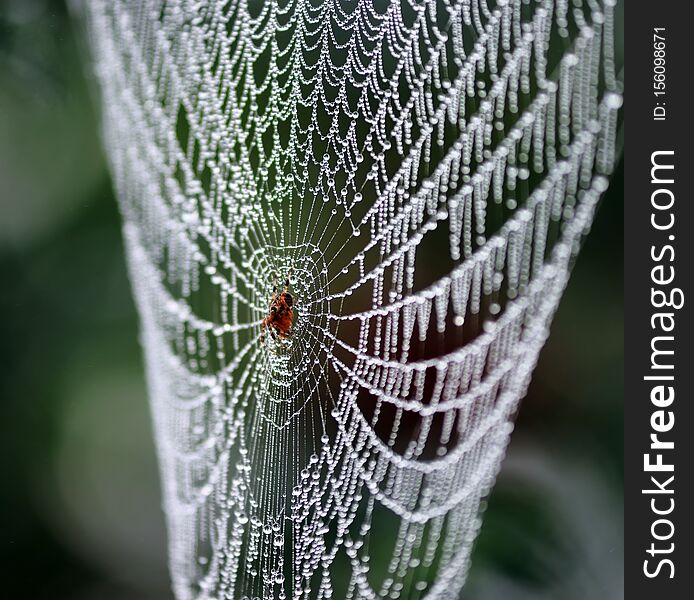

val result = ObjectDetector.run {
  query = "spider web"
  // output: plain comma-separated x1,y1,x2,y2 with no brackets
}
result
84,0,622,598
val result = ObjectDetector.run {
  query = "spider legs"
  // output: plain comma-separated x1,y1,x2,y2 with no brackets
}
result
260,320,282,346
284,268,293,293
270,269,293,294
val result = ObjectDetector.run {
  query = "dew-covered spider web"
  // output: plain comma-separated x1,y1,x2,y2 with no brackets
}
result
84,0,623,598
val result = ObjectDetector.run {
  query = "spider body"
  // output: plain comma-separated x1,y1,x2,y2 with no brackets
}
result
260,273,295,345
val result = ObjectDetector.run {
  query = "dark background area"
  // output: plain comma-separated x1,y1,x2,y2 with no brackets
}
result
0,1,623,598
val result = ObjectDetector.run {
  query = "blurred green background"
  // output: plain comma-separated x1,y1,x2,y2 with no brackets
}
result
0,1,623,598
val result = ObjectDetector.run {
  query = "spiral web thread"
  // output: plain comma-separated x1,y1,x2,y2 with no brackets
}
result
84,0,622,598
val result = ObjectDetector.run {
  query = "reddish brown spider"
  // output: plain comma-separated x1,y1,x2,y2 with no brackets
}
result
260,271,295,345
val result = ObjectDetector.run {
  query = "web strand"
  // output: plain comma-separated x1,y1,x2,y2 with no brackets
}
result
85,0,622,598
